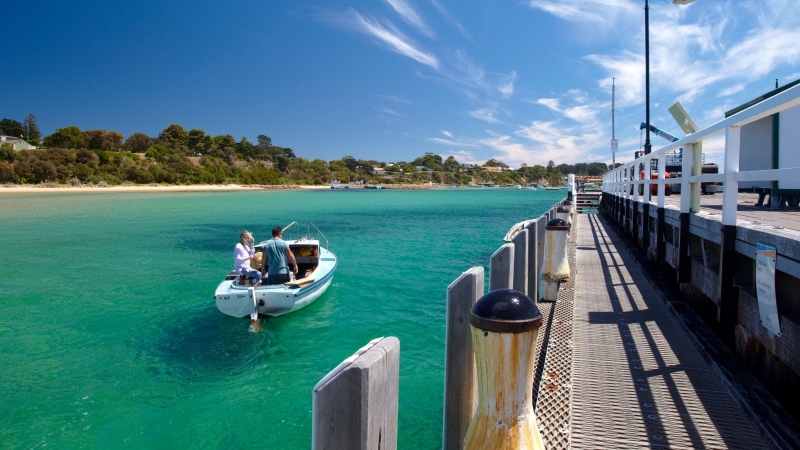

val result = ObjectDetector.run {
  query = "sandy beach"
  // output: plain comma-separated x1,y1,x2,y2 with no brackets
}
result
0,184,333,194
0,183,433,194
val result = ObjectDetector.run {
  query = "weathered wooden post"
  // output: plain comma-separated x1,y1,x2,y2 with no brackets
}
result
489,243,514,291
443,267,483,450
312,337,400,450
511,230,529,295
464,289,544,450
524,220,539,301
539,218,570,301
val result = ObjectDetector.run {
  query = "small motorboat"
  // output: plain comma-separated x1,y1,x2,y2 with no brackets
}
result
215,222,337,318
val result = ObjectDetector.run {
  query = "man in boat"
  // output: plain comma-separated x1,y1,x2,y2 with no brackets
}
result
261,226,298,285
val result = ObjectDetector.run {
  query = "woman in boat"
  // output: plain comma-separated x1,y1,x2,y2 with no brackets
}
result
234,230,262,287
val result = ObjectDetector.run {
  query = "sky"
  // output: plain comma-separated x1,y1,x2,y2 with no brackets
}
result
2,0,799,167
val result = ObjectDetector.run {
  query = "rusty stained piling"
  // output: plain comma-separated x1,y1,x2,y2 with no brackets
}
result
464,289,544,450
443,267,483,450
539,218,570,301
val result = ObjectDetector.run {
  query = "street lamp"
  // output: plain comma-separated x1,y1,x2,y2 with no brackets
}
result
643,0,696,155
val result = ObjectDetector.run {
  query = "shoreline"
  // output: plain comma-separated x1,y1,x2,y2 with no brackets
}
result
0,183,434,194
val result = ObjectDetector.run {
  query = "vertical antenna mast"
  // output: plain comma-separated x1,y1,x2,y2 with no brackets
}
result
611,78,617,168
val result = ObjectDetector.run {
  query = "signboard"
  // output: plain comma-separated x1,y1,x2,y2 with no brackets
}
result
755,242,781,336
610,139,618,154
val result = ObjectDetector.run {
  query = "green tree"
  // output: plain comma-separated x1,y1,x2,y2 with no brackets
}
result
31,160,57,182
238,137,256,160
44,126,87,149
443,156,460,172
100,131,124,151
484,158,508,168
187,129,214,155
0,119,25,138
23,114,41,145
0,144,15,162
0,161,15,182
159,124,189,150
124,133,151,152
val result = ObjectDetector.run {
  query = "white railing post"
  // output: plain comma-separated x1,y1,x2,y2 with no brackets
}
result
633,163,640,203
681,143,694,213
722,126,741,226
692,143,702,211
657,154,665,208
643,157,651,204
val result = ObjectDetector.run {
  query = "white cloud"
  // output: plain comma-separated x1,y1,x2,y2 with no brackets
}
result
377,107,405,117
430,0,471,39
384,0,435,37
379,94,413,104
441,130,453,138
348,9,439,69
468,108,499,123
784,72,800,82
498,72,517,98
429,137,478,147
524,0,636,23
718,83,744,97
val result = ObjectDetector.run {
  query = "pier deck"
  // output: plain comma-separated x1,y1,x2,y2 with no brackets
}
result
661,192,800,232
567,213,769,449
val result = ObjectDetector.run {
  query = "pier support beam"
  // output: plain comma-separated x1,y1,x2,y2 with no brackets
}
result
642,202,650,250
632,201,640,244
490,244,514,291
678,213,691,283
443,268,483,450
656,207,666,263
717,225,739,343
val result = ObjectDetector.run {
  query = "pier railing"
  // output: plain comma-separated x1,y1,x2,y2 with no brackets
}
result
602,82,800,226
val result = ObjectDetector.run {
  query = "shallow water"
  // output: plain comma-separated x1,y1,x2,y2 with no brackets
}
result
0,188,564,448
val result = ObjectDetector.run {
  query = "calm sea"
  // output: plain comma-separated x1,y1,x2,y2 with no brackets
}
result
0,188,564,448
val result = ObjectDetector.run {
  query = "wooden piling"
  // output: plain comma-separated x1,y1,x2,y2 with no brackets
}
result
489,243,514,291
512,229,529,295
525,220,540,301
443,267,483,450
312,337,400,450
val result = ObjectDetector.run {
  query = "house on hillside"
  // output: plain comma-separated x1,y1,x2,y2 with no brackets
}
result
373,167,386,175
482,166,502,173
0,136,36,151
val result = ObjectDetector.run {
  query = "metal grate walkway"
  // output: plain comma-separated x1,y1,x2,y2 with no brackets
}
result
569,213,769,449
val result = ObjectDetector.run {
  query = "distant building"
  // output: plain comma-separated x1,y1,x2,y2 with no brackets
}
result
483,166,502,172
0,136,36,151
373,167,386,175
726,77,800,194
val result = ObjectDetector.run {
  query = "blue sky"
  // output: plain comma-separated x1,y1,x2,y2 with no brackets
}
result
2,0,798,167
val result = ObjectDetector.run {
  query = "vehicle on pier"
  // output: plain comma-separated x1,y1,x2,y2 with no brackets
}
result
215,222,337,318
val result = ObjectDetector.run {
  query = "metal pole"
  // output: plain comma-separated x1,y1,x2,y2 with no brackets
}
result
644,0,652,155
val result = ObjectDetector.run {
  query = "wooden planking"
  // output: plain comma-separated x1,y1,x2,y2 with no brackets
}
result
735,239,800,279
443,268,483,450
490,243,514,291
313,337,400,450
512,229,529,295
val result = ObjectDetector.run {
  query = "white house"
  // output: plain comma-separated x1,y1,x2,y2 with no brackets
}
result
0,136,36,151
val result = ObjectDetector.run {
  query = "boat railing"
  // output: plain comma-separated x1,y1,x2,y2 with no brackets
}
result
282,221,330,250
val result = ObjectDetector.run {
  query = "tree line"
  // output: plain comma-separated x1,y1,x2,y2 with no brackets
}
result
0,120,611,186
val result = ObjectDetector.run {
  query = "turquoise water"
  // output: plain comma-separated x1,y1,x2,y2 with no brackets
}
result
0,188,564,448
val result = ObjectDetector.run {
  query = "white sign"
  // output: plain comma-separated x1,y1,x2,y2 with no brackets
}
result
755,242,781,336
611,139,618,154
